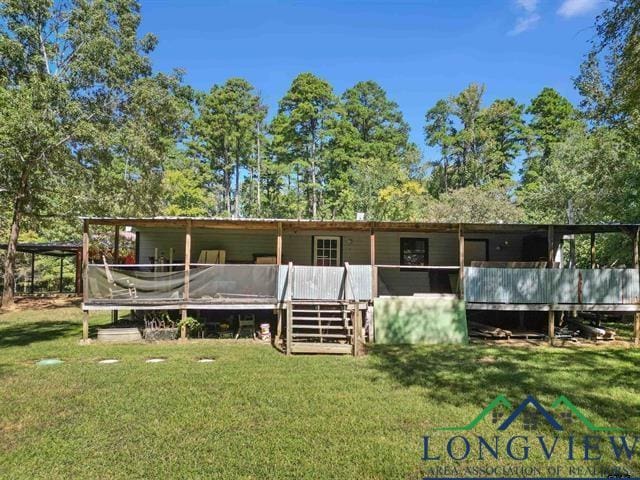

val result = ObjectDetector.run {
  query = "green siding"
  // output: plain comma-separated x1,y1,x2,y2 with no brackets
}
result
374,296,468,344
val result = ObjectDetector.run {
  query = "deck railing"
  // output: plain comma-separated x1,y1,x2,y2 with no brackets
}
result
86,263,373,305
277,264,373,301
86,263,278,303
464,267,640,305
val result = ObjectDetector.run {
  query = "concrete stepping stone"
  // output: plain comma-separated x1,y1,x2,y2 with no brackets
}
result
145,358,166,363
36,358,64,366
98,359,119,364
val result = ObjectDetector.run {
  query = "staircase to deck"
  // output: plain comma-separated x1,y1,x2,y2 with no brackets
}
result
287,300,355,354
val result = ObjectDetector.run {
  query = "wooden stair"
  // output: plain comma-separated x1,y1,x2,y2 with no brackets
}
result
287,300,356,355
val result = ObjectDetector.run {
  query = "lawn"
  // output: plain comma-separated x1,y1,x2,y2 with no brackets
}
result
0,304,639,479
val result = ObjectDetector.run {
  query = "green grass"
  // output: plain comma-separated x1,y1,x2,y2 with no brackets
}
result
1,306,639,479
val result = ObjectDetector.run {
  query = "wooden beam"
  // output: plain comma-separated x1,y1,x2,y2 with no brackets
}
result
75,251,82,294
59,257,64,293
370,229,378,298
548,311,555,345
276,222,283,265
82,310,89,341
182,220,192,340
30,252,35,294
286,301,292,356
466,303,640,312
590,232,596,269
82,220,89,303
633,227,639,268
352,306,361,357
458,224,464,299
286,261,293,356
547,225,555,268
113,225,120,264
633,227,640,347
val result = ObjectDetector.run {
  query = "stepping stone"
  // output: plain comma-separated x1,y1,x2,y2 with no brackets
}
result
198,358,215,363
36,358,63,366
145,358,166,363
98,359,119,364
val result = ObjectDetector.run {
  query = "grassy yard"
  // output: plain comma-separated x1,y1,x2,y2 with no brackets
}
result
1,304,639,479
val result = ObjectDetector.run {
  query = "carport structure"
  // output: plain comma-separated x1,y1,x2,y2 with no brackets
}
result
1,243,82,295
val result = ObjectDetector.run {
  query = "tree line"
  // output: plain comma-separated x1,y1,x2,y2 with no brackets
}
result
1,0,639,305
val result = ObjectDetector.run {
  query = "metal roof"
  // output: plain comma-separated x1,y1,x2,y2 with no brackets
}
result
80,216,640,234
0,243,81,257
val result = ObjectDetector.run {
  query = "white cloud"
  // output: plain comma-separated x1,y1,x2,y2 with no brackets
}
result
557,0,602,17
516,0,539,13
509,12,541,35
509,0,541,35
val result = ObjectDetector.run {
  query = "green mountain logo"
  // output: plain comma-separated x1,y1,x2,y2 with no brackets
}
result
436,394,623,432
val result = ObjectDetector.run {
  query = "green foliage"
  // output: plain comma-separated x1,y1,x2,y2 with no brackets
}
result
176,316,203,337
0,0,191,304
426,180,524,223
162,152,216,216
269,72,339,218
189,78,267,217
520,87,583,186
424,84,526,196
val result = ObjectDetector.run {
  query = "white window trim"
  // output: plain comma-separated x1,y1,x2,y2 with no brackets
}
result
313,236,341,266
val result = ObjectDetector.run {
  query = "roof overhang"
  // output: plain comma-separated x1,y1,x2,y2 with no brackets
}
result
79,217,640,235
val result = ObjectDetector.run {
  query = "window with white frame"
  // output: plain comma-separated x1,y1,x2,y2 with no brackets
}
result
313,236,341,266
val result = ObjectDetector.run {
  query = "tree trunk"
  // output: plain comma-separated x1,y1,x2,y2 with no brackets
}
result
2,169,27,307
224,169,231,216
256,123,261,216
234,152,240,218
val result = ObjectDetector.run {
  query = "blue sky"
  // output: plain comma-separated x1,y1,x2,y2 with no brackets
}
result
140,0,604,157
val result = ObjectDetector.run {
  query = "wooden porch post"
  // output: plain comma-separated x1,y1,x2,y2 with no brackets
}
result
590,232,596,269
82,220,89,341
286,261,293,356
276,222,283,265
30,252,35,294
82,310,89,342
633,227,639,269
458,224,464,299
547,225,555,268
75,250,82,294
548,310,555,345
113,225,120,264
181,219,192,339
274,222,284,348
59,257,64,293
370,228,377,298
634,227,639,346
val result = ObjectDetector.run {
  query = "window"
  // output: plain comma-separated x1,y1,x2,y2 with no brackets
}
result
313,236,341,266
400,238,428,266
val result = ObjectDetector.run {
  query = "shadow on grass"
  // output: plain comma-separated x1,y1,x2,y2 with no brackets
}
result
0,321,79,348
368,344,640,429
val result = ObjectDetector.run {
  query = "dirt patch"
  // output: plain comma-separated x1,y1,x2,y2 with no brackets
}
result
1,296,81,312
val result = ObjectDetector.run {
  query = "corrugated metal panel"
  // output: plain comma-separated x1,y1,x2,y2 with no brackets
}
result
277,265,372,301
348,265,373,300
465,267,639,304
277,265,289,301
292,266,345,300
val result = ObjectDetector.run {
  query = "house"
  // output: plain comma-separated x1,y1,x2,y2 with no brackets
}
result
81,217,640,353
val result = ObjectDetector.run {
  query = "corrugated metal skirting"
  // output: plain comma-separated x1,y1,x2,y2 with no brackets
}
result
464,267,640,304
